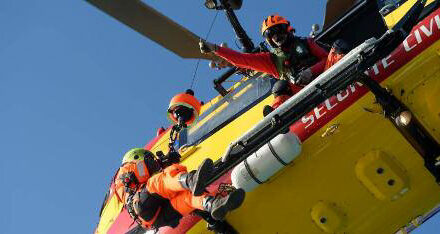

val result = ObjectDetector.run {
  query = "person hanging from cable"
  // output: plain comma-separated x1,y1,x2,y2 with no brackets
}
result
200,15,329,114
113,90,245,231
114,149,245,230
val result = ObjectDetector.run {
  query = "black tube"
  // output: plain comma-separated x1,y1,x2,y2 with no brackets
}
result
214,67,238,85
213,67,238,96
220,0,254,52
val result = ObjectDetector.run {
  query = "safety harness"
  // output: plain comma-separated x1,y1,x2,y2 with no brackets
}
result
125,184,163,229
116,161,162,229
272,37,318,81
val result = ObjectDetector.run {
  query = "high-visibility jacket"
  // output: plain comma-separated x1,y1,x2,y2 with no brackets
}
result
324,47,345,70
114,161,151,204
114,162,204,229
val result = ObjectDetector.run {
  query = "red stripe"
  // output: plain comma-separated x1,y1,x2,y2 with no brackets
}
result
158,215,202,233
107,209,137,234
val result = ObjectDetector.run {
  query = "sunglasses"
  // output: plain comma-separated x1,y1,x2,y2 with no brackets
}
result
263,24,288,38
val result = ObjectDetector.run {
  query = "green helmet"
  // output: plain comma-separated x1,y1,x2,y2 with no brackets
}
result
122,148,154,164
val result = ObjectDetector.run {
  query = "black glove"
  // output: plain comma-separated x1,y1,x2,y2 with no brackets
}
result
157,151,181,169
120,172,138,193
294,68,313,86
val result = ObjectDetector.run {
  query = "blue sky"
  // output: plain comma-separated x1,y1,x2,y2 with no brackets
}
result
0,0,438,233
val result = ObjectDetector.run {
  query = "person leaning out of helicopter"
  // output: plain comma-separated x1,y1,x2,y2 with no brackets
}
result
200,15,329,113
114,148,245,230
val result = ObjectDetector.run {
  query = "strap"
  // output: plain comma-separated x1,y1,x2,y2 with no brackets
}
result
126,188,162,229
244,157,264,184
267,141,288,166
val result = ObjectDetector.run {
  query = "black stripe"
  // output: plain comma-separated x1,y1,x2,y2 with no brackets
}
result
244,158,263,184
268,141,288,166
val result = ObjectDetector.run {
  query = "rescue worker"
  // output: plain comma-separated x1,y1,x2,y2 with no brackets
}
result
261,38,350,116
200,15,329,96
324,39,350,70
115,148,245,230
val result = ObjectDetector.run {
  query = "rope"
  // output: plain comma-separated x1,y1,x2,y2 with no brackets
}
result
190,11,219,89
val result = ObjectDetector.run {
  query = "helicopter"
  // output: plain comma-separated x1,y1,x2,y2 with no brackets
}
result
89,0,440,233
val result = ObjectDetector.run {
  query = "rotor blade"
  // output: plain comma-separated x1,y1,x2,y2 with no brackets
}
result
86,0,215,60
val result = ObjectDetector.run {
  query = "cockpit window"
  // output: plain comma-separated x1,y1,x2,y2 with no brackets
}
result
178,76,273,147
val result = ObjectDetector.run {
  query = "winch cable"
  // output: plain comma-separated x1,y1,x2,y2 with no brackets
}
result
190,11,219,89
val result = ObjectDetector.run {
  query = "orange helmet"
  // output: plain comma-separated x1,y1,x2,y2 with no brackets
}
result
167,90,201,127
261,15,294,36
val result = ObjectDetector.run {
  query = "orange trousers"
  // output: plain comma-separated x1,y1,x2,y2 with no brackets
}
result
146,164,206,215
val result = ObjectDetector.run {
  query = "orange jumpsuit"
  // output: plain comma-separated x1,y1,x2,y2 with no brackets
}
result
324,47,345,70
114,161,206,228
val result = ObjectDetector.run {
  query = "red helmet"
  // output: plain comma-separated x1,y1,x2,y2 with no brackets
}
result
261,15,294,37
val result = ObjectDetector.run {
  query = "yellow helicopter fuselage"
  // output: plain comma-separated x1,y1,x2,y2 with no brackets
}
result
94,1,440,233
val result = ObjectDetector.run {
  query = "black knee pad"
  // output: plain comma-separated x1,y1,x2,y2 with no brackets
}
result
134,192,183,229
134,192,166,221
152,199,183,229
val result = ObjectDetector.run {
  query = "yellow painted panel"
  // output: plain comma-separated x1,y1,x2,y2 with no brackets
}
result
355,150,410,201
95,194,124,234
311,201,347,233
406,74,440,141
179,145,199,160
159,42,440,234
186,42,440,233
225,93,439,234
383,40,440,142
384,0,435,28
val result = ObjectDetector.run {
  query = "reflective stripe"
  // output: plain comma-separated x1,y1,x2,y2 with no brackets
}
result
137,161,146,177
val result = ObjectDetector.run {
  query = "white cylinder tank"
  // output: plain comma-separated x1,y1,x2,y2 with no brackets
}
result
231,132,302,192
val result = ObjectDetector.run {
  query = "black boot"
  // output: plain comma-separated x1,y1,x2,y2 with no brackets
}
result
263,105,274,117
203,188,245,220
178,158,214,196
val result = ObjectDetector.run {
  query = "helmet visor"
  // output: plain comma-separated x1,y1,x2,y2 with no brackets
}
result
263,24,288,38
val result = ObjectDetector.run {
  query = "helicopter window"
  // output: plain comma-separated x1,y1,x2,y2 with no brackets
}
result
179,76,273,146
